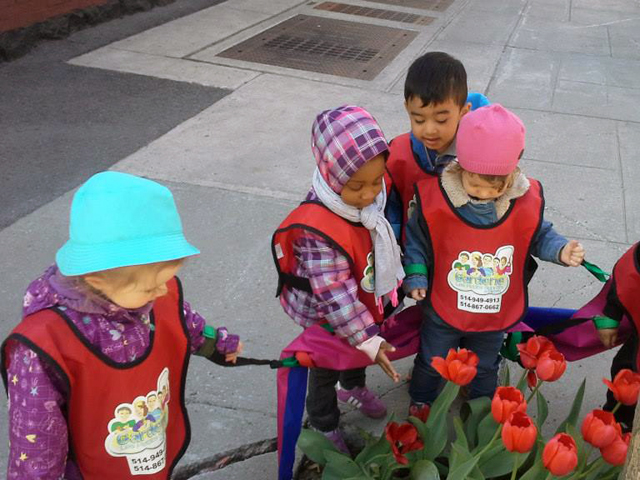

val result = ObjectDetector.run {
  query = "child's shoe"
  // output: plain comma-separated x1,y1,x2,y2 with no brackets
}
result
321,428,350,455
408,401,430,422
337,386,387,418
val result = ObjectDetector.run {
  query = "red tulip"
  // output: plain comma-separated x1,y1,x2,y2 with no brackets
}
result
527,370,538,390
409,403,430,423
517,336,556,369
600,432,631,466
501,411,537,453
581,410,622,448
431,348,479,386
543,433,578,477
491,387,527,424
536,350,566,382
603,369,640,406
384,422,423,465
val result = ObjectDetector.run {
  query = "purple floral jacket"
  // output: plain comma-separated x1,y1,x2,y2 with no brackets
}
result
5,265,238,479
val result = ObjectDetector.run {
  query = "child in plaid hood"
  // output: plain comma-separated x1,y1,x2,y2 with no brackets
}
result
277,105,404,453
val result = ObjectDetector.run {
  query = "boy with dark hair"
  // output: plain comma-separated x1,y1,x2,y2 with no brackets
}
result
386,51,489,243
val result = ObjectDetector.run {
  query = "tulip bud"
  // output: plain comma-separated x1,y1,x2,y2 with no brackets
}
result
581,410,621,448
502,411,537,453
542,433,578,477
491,387,527,424
603,369,640,406
536,350,566,382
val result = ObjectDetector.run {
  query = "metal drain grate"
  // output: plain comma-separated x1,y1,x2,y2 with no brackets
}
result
217,15,418,80
314,2,435,25
362,0,453,12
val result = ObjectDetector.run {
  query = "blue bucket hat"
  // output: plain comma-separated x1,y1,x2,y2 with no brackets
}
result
56,171,200,276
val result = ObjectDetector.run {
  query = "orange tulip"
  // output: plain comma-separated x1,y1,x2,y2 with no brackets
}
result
581,410,622,448
491,387,527,424
535,350,566,382
501,411,537,453
600,432,631,466
517,335,555,369
431,348,479,386
603,369,640,406
542,433,578,477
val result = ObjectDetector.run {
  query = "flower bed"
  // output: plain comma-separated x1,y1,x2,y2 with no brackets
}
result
298,336,637,479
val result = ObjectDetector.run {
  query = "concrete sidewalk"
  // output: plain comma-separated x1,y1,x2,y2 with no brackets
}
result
2,0,640,478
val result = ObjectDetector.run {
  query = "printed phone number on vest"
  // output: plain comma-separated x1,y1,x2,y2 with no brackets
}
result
129,446,166,473
457,293,501,313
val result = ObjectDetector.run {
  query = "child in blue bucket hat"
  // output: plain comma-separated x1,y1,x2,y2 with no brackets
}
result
2,171,243,479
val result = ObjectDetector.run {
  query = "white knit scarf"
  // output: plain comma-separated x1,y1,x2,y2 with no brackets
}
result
312,168,405,307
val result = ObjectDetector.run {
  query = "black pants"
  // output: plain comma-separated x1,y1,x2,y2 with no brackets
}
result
306,367,366,432
603,334,638,431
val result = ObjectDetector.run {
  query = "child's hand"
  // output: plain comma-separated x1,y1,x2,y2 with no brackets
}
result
375,341,401,383
410,288,427,301
597,329,618,349
560,240,585,267
225,341,244,364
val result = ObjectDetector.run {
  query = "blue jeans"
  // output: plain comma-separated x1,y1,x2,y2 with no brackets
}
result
409,308,504,404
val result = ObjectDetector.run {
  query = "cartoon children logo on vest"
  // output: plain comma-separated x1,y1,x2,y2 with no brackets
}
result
447,246,514,313
360,251,375,293
105,368,170,475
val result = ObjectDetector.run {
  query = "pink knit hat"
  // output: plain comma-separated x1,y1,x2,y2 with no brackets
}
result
456,104,525,176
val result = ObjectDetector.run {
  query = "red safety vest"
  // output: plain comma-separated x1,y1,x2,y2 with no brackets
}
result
386,133,436,243
2,277,190,479
417,176,544,332
611,242,640,371
272,201,383,324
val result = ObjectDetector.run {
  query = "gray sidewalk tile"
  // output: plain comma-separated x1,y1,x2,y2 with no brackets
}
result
554,80,640,123
113,74,408,199
226,0,306,15
608,17,640,61
438,9,521,46
524,0,570,21
559,54,640,89
573,0,640,13
487,48,557,110
521,159,626,243
465,0,526,15
110,5,270,58
69,47,261,89
618,122,640,242
511,108,618,171
510,15,610,56
189,452,278,479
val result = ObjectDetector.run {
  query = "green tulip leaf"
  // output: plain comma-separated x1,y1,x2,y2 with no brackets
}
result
321,451,366,479
410,459,441,480
517,457,549,480
535,389,549,428
446,453,481,480
297,428,339,466
453,416,470,452
355,433,391,466
460,396,492,449
424,382,459,460
478,448,526,478
475,411,500,449
555,379,586,434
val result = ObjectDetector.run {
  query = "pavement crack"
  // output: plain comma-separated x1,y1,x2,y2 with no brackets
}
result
185,398,277,418
172,437,277,479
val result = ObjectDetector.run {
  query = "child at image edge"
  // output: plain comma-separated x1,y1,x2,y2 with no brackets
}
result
2,172,242,479
273,106,405,454
386,51,490,244
403,104,586,409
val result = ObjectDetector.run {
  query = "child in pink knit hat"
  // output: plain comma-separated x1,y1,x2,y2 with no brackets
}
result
402,104,585,410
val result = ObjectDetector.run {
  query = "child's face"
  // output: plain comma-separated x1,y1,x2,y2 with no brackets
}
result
405,96,470,154
340,154,386,209
86,263,182,309
461,171,509,201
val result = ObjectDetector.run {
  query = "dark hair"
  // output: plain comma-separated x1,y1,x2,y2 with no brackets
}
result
404,52,468,108
117,406,132,414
